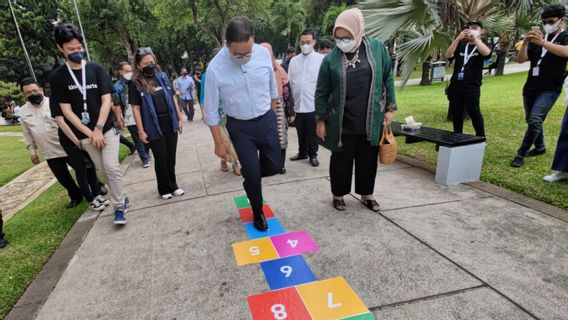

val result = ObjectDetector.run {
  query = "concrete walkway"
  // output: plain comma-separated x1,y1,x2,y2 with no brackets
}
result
9,115,566,320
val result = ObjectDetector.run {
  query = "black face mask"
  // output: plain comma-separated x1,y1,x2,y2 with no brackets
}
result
28,94,44,105
142,64,156,76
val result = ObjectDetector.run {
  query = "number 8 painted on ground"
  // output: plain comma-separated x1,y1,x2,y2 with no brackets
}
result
270,304,287,319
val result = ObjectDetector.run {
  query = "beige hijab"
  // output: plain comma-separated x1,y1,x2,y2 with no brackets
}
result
260,42,289,98
333,8,365,52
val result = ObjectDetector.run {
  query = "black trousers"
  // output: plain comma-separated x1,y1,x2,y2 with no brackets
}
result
447,89,485,137
46,157,83,201
149,116,179,195
330,134,379,197
295,111,318,158
0,214,4,239
60,138,100,202
226,110,282,215
179,99,195,121
119,134,135,150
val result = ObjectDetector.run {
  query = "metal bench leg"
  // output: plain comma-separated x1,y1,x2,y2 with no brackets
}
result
435,143,486,186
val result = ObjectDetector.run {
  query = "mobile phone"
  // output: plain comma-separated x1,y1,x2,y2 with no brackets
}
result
531,26,540,32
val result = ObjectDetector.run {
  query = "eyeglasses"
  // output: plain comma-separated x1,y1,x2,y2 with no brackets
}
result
334,37,354,44
136,47,153,56
231,51,252,59
542,18,559,24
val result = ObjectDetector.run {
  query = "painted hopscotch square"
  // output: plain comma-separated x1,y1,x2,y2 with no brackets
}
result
232,237,279,266
239,205,276,223
270,230,320,257
234,195,266,209
248,287,312,320
261,255,317,290
340,312,376,320
296,277,370,320
244,218,286,240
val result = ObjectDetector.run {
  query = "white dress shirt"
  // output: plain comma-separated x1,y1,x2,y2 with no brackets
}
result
20,97,67,159
204,44,278,126
287,50,324,113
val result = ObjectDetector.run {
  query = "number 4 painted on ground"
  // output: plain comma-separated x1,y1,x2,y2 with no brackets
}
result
287,239,298,248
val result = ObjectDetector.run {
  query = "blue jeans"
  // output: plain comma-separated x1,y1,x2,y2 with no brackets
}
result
552,106,568,172
517,91,560,157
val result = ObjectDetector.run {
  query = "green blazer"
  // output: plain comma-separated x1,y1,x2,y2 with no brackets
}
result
315,36,397,152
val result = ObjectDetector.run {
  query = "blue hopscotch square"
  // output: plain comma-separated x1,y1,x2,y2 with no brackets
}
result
261,255,317,290
243,218,286,240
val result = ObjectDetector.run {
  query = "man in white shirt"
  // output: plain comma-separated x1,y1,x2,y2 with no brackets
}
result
288,29,324,167
204,16,281,232
19,78,84,209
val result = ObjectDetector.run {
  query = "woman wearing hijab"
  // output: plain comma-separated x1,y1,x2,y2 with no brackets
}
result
315,8,397,212
261,42,289,174
129,47,185,199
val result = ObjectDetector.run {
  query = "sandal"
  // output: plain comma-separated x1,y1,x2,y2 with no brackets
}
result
333,198,346,211
361,199,381,212
221,160,229,172
233,163,241,176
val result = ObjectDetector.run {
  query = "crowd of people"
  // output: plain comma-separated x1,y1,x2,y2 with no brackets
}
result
1,4,568,248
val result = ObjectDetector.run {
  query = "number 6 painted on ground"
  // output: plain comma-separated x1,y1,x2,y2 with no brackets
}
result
280,265,292,277
249,246,260,256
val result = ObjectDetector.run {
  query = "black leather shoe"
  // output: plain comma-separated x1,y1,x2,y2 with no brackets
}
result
98,184,108,196
0,237,8,249
510,156,524,168
280,168,286,174
290,154,308,161
309,158,320,167
253,213,268,231
526,148,546,157
66,199,82,209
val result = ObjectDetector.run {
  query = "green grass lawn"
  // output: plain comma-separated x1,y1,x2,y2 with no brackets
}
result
395,72,568,210
0,136,35,187
0,125,23,133
0,144,130,319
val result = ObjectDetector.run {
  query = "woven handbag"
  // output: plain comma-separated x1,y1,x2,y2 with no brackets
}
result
379,124,397,164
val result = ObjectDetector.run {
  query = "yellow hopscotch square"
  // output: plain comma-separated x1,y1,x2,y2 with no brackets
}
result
232,237,280,266
296,277,369,320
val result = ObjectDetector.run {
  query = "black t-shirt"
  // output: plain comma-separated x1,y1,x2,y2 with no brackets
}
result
129,77,171,117
524,31,568,94
49,62,114,139
448,42,490,91
343,43,372,135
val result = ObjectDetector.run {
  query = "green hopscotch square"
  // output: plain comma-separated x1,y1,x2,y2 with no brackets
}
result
341,312,375,320
234,196,266,209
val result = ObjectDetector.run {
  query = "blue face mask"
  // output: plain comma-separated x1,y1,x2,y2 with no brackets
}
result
68,51,85,63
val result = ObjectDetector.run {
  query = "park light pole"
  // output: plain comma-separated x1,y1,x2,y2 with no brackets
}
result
8,0,37,82
73,0,91,60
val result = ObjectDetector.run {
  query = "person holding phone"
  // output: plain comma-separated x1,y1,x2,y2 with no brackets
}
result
512,4,568,167
445,21,491,137
130,47,185,199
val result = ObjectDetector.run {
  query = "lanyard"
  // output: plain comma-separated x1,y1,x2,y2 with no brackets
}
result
537,31,562,67
461,44,478,71
65,60,87,113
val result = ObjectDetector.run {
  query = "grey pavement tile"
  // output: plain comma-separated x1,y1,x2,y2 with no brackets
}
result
374,287,534,320
261,179,481,308
383,197,568,320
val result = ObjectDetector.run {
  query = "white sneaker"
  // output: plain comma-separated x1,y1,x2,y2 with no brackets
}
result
95,195,110,206
543,171,568,182
89,199,106,211
142,162,150,168
161,193,173,199
173,188,185,196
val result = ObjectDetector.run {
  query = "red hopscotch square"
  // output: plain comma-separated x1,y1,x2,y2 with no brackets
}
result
248,287,312,320
239,205,275,223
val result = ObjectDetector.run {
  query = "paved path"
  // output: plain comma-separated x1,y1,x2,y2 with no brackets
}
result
14,116,567,320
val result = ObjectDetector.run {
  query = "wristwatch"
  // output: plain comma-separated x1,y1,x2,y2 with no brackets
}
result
95,124,104,130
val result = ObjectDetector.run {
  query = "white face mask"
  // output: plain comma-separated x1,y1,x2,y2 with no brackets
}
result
301,44,314,55
469,29,480,38
123,72,133,81
335,39,356,53
543,21,560,34
230,53,252,65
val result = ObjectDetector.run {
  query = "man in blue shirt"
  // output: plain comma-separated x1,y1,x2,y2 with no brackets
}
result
174,67,195,121
204,16,281,231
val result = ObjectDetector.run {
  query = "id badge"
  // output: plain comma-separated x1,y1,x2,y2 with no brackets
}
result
532,67,540,77
457,72,464,80
81,112,90,125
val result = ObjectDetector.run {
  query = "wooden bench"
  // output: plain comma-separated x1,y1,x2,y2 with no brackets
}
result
391,122,487,186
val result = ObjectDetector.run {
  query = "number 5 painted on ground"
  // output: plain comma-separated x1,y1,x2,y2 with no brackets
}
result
328,292,342,309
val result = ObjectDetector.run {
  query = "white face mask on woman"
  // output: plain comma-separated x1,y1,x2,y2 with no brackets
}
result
335,39,356,53
123,72,133,81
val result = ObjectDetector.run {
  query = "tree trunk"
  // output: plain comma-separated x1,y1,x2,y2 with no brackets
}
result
495,38,511,76
420,61,431,86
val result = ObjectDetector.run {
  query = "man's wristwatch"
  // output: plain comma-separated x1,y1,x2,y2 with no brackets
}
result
95,124,104,130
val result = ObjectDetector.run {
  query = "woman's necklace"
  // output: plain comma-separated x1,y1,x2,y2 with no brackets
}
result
343,49,360,69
